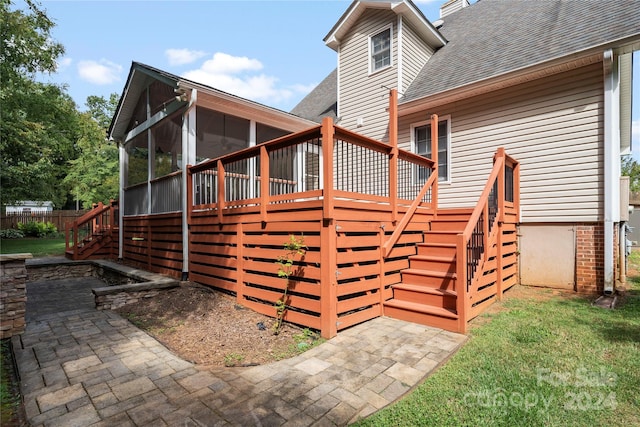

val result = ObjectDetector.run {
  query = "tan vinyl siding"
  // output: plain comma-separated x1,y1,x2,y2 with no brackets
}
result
399,62,604,222
339,9,397,142
400,20,434,95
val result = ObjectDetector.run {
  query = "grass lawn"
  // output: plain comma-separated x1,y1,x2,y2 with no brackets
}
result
357,254,640,427
0,237,66,257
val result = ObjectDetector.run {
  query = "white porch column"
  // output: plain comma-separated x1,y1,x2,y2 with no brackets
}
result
182,89,197,279
118,143,127,259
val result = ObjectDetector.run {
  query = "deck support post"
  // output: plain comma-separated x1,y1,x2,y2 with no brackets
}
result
146,222,152,271
236,222,245,305
320,219,338,339
389,90,398,223
321,117,334,220
379,224,386,316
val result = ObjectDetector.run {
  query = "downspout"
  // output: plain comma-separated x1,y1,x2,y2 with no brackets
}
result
603,49,620,295
181,88,197,281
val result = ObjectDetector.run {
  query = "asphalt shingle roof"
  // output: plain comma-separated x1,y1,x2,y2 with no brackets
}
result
402,0,640,102
290,69,338,123
291,0,640,120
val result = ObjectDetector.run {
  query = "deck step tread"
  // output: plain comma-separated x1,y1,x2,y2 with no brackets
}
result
417,242,457,248
391,283,457,297
409,254,454,262
402,268,457,279
384,299,459,319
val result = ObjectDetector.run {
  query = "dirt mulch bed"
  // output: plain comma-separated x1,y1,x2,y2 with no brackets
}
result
115,282,321,367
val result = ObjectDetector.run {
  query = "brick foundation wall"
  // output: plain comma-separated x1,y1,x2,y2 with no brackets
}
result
575,223,620,294
0,254,31,338
576,224,604,293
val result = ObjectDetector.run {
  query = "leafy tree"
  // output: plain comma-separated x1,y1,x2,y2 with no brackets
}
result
621,155,640,193
0,0,76,207
85,93,120,130
63,94,120,208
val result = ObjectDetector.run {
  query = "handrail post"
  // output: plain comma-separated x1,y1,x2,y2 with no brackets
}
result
456,234,468,333
513,159,521,222
73,223,79,260
496,148,505,299
217,160,225,223
430,114,439,213
389,89,398,223
496,147,505,224
260,145,269,222
65,221,70,252
483,201,489,264
321,117,334,220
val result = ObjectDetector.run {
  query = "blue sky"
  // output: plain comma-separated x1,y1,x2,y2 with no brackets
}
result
34,0,639,158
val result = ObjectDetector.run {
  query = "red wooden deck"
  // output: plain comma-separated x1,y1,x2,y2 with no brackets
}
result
66,92,520,338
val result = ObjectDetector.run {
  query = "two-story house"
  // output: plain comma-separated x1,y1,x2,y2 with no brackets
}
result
68,0,639,338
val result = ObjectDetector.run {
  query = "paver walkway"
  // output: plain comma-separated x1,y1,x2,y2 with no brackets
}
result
13,277,467,426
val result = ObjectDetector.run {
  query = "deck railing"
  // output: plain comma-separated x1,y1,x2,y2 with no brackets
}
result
65,200,119,260
123,182,148,216
456,148,520,332
187,118,436,222
151,172,182,213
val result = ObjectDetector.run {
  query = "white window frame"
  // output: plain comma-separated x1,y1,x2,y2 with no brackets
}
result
410,115,451,184
369,25,393,75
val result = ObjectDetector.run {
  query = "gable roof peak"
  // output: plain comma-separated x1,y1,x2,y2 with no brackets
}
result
324,0,446,51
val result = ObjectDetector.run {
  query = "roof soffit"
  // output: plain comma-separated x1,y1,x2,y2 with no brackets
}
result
324,0,446,51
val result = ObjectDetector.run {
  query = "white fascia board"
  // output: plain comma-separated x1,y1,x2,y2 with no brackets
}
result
325,0,446,51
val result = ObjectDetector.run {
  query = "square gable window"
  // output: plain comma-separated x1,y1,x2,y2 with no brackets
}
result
370,26,392,73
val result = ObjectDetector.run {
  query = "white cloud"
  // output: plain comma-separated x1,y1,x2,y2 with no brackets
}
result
77,59,122,85
165,48,207,66
200,52,263,74
57,57,72,71
182,52,313,107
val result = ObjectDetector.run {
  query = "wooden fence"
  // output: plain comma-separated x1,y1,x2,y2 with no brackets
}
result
1,211,87,232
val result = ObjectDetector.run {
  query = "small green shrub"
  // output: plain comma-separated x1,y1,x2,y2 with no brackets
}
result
223,353,244,367
0,229,24,239
17,221,57,238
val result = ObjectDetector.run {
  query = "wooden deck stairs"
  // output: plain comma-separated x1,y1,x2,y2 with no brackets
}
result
65,201,119,261
384,208,471,331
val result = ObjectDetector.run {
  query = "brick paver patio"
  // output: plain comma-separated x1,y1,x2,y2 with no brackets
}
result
13,277,467,426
